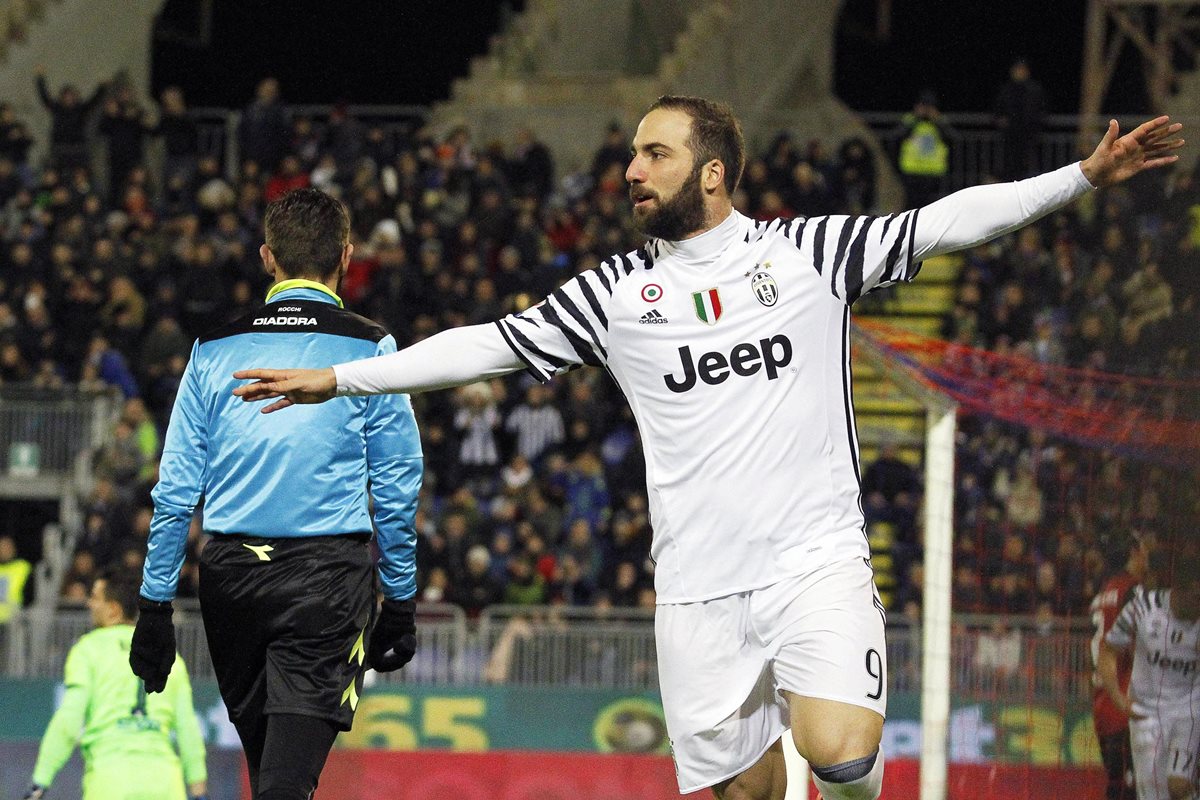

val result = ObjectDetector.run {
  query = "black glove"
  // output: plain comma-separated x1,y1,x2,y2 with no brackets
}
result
129,597,175,693
367,598,417,672
22,785,46,800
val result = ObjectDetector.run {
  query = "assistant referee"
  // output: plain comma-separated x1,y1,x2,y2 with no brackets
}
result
131,188,423,800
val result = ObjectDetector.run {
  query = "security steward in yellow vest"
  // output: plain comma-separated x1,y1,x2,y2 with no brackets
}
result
899,90,950,208
0,535,32,623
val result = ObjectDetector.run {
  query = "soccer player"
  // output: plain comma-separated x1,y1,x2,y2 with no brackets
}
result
24,569,207,800
130,189,424,800
1100,547,1200,800
231,99,1183,800
1090,532,1151,800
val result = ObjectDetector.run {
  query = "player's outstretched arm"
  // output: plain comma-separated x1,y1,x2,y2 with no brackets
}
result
1079,116,1184,188
234,323,527,414
912,115,1184,262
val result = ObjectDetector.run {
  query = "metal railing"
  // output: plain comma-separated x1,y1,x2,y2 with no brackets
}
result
183,105,1196,196
0,386,118,499
4,603,1096,705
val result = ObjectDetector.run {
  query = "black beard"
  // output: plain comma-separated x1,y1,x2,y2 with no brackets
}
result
632,163,706,241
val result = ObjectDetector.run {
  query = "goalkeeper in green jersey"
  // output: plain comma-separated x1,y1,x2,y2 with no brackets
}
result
24,569,207,800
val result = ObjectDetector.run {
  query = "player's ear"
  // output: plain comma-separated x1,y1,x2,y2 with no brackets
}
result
260,244,276,278
703,159,725,194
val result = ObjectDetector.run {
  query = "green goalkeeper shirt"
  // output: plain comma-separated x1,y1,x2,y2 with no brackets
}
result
31,623,207,788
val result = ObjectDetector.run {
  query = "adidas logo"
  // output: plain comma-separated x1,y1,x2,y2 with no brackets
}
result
639,310,669,325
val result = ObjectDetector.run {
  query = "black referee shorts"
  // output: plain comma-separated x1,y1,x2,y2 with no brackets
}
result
198,533,376,732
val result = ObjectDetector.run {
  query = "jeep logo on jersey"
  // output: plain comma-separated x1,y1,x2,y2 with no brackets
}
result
751,272,778,307
1147,649,1196,676
253,316,317,326
692,288,722,324
662,335,793,393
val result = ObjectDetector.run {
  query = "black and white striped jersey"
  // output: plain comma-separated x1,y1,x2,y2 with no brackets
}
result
494,209,919,602
1107,587,1200,719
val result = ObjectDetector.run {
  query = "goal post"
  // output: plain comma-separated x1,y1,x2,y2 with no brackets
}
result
855,322,958,800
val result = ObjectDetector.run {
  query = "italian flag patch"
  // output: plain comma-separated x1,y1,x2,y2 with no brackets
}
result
692,288,723,325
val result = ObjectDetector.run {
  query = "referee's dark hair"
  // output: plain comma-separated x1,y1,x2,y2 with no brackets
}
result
263,188,351,280
649,95,746,195
98,567,143,622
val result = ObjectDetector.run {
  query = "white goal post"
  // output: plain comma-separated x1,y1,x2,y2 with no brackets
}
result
855,326,958,800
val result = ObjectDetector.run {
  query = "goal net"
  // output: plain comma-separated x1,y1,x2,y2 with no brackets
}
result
853,318,1200,800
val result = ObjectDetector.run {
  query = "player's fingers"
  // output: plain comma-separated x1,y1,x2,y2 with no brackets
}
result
261,398,295,414
1141,155,1180,170
1130,114,1170,141
1145,137,1185,152
1144,121,1183,141
1101,118,1120,148
233,368,288,381
231,380,280,398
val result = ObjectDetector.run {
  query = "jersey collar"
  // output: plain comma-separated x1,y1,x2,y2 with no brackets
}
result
660,209,742,265
265,279,344,307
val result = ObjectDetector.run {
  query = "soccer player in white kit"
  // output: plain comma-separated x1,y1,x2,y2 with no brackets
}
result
1100,548,1200,800
232,98,1183,800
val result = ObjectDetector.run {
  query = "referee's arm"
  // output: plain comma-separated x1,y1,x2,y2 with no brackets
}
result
363,335,423,601
143,340,209,602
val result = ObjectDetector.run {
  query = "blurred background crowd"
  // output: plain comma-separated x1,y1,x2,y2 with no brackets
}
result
0,71,1196,627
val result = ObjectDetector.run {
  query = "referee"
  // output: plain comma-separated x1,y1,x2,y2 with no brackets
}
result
130,188,423,800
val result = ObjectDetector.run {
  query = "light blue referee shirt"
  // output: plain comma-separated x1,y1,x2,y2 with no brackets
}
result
141,280,422,602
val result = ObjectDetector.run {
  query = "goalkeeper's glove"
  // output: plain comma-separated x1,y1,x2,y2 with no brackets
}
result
22,784,47,800
129,597,175,693
367,598,417,672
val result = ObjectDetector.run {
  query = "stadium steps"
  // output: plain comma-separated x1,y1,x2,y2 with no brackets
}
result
432,0,906,207
850,253,963,467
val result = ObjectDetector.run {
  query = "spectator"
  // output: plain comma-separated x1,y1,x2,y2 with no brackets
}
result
897,89,950,207
973,619,1023,684
237,77,289,172
503,554,546,605
263,154,310,203
34,65,106,171
154,86,199,202
505,383,565,464
510,127,554,199
994,58,1046,180
451,545,503,617
454,381,502,486
98,83,152,200
0,535,32,623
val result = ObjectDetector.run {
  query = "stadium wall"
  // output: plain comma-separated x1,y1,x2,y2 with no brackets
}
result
0,0,162,163
0,679,1107,799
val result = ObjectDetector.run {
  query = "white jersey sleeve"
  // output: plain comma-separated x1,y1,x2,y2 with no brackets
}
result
1105,586,1143,651
759,210,920,305
496,250,646,380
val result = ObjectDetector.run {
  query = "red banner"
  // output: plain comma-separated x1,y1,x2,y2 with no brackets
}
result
244,753,1105,800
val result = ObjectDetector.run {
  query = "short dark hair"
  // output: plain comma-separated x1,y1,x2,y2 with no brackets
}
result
98,567,142,621
263,188,350,279
648,95,746,195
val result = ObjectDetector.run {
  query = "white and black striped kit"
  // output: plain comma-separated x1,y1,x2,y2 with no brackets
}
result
494,209,919,603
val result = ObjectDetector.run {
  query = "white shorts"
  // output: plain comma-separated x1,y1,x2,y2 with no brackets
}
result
1131,712,1200,800
655,557,888,793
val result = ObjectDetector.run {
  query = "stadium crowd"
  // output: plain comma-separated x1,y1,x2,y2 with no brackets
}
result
0,74,1196,624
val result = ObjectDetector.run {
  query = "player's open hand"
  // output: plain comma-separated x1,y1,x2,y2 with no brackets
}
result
232,367,337,413
1080,116,1184,187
